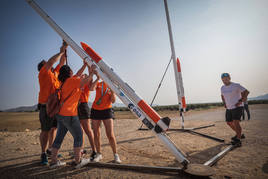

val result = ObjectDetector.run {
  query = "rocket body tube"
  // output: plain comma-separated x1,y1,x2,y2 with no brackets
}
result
81,42,169,131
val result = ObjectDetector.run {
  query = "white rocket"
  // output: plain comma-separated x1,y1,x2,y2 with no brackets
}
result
164,0,187,128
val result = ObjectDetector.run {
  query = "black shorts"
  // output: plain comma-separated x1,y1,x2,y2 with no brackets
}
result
39,104,57,131
90,108,114,120
225,107,243,122
78,102,91,120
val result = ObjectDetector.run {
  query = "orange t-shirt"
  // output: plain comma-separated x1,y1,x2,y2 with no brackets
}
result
92,81,113,110
38,65,61,104
58,76,81,116
53,64,61,78
80,85,90,103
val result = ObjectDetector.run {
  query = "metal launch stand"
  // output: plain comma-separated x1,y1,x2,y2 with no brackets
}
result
139,0,225,144
25,0,237,176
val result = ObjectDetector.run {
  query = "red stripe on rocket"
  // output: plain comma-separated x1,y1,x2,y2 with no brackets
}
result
81,42,163,125
176,57,181,72
177,58,187,110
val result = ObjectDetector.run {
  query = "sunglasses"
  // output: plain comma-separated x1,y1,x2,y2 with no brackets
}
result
221,73,230,78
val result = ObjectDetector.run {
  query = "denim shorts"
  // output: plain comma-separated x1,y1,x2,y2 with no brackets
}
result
52,115,83,149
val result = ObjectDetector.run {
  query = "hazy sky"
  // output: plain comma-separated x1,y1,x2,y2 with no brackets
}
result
0,0,267,110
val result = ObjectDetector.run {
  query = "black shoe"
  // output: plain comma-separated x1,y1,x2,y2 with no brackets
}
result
231,138,242,147
41,153,48,165
90,151,97,161
231,134,245,141
46,149,52,156
231,135,237,141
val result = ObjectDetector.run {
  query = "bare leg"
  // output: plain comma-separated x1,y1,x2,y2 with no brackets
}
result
40,131,49,153
233,120,242,139
48,127,57,150
227,121,236,132
92,120,102,153
74,147,82,163
81,119,96,152
80,126,85,150
51,147,59,163
103,119,117,154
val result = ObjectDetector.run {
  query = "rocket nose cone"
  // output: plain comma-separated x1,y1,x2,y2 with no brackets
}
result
176,57,181,72
80,42,87,49
80,42,102,63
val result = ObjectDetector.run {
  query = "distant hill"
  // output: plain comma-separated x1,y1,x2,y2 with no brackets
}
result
4,102,125,112
5,105,38,112
249,93,268,101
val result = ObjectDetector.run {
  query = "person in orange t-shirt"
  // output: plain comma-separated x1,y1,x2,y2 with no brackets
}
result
75,62,100,161
50,64,96,169
37,42,67,165
47,55,66,158
90,73,121,164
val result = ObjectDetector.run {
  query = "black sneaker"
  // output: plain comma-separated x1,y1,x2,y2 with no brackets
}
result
231,135,237,141
41,153,48,165
231,138,242,147
46,149,52,156
90,151,97,161
231,134,245,141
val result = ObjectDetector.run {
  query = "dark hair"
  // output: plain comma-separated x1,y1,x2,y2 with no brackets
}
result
37,60,46,71
58,65,72,83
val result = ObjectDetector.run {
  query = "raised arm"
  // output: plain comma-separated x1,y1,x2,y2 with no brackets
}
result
80,72,94,88
45,43,67,71
89,71,100,91
79,64,96,88
58,50,67,68
110,90,116,104
75,62,87,77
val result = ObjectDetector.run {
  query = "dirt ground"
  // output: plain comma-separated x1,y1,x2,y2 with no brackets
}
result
0,104,267,179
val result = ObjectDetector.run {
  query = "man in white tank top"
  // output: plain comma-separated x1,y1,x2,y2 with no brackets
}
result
220,73,249,146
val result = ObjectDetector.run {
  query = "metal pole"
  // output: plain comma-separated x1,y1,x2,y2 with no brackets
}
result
163,0,186,128
204,145,235,166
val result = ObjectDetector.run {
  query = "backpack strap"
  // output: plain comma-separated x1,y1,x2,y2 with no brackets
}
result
59,82,77,107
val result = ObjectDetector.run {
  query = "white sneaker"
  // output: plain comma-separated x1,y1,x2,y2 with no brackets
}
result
50,160,66,169
114,154,121,164
93,153,103,162
75,158,90,169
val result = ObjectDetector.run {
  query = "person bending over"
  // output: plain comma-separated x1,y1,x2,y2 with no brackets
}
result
90,74,121,164
221,73,249,146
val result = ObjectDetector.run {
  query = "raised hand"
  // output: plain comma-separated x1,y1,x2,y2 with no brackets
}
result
60,42,68,53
